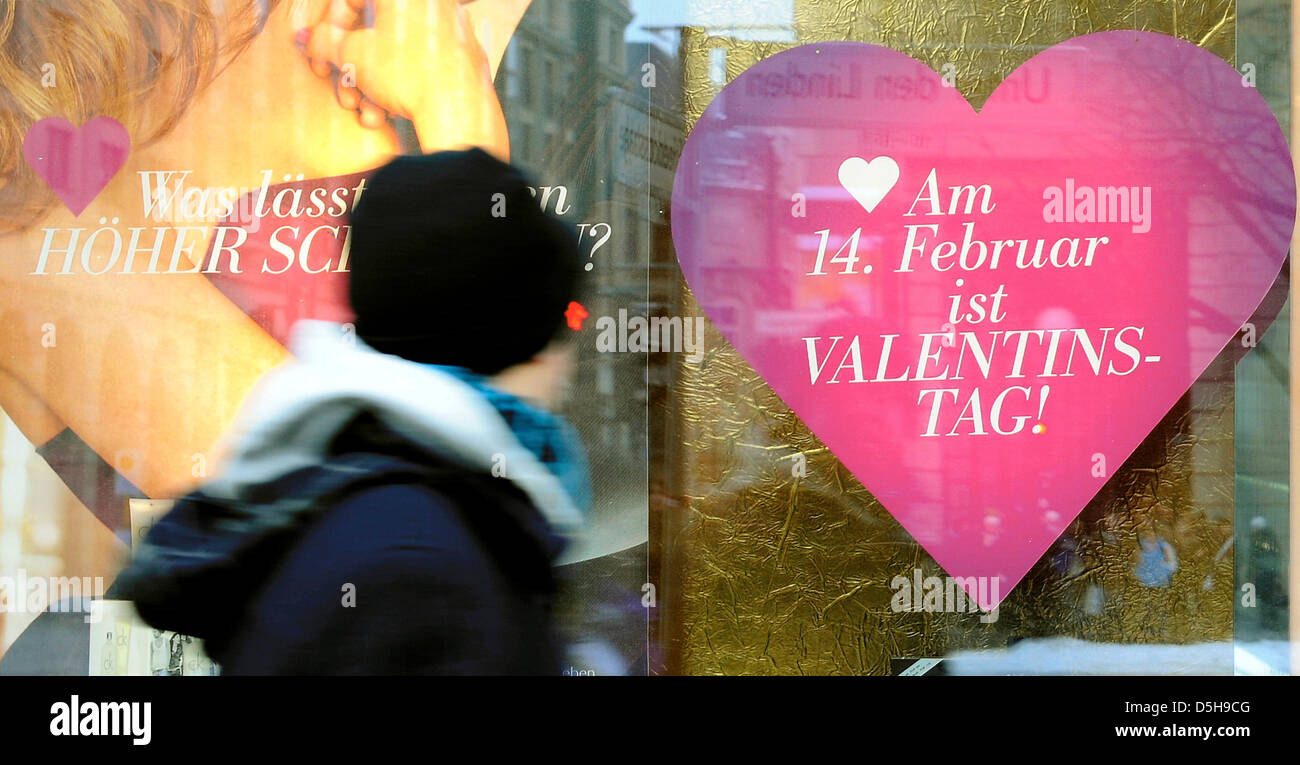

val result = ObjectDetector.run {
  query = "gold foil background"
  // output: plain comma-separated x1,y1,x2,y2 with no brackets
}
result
659,0,1240,675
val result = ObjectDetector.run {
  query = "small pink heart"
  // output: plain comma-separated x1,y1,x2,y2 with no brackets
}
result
23,117,131,216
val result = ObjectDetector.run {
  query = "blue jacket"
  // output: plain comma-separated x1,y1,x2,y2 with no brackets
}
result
117,413,567,675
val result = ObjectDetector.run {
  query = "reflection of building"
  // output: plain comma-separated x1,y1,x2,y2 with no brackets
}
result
603,54,686,443
497,0,633,174
494,1,685,674
495,0,685,477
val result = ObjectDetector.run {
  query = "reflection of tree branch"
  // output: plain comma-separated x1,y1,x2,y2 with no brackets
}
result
980,41,1293,265
1104,45,1294,252
1185,296,1239,328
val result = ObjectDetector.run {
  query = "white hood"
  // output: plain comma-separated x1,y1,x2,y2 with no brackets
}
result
204,320,585,534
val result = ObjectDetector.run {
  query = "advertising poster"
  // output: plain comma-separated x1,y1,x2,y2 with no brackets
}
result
0,0,1295,687
0,0,658,676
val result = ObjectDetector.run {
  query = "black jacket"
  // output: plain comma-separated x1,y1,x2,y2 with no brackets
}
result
117,413,567,675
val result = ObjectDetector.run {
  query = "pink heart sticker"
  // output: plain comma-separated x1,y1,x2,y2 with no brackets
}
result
671,31,1296,610
23,116,131,216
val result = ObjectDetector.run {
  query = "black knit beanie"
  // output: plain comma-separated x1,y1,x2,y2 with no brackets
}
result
347,148,583,375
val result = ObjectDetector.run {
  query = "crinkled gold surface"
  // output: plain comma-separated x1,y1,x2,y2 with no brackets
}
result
660,0,1239,675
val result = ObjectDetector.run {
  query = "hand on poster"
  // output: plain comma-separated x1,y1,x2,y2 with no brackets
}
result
296,0,509,156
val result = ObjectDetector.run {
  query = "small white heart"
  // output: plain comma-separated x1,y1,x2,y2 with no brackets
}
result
838,156,899,213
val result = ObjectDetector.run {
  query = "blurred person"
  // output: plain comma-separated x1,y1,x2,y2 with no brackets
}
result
1133,526,1178,588
1245,515,1287,635
115,148,589,674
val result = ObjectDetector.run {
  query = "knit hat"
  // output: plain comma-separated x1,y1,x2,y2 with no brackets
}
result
347,148,583,375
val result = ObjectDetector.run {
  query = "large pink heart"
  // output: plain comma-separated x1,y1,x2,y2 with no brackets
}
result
22,117,130,216
671,31,1295,609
